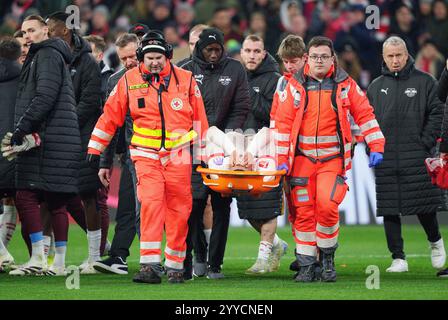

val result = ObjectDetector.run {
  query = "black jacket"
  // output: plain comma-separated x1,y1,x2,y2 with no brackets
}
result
14,38,81,194
243,53,280,130
367,58,443,216
69,33,102,194
0,58,21,190
99,67,133,169
179,49,250,131
179,48,251,199
237,54,282,219
438,67,448,152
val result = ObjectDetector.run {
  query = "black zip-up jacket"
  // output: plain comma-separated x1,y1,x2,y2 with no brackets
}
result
14,38,81,194
243,53,281,130
179,47,251,199
438,67,448,152
367,57,443,216
69,33,102,193
0,57,21,190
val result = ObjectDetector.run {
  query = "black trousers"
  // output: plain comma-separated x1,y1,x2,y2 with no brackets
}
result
383,212,441,260
110,159,137,259
186,191,232,271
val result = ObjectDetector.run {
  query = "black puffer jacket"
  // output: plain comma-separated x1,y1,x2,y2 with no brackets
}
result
0,58,21,190
69,34,102,194
242,53,281,130
14,38,81,194
367,57,443,216
237,54,282,219
438,67,448,152
99,67,133,168
179,49,251,199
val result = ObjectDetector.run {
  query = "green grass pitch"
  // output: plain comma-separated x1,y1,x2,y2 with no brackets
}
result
1,224,447,300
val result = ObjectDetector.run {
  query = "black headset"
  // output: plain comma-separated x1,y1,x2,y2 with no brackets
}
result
136,30,173,62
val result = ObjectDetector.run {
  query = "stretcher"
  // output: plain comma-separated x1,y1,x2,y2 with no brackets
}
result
196,166,287,196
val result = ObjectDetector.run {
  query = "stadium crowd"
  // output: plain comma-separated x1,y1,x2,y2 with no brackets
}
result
0,0,448,284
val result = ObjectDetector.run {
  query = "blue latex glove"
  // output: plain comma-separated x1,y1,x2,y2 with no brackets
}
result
369,152,383,168
277,163,289,172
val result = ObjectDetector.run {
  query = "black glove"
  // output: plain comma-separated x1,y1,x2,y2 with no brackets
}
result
10,129,25,146
86,154,100,170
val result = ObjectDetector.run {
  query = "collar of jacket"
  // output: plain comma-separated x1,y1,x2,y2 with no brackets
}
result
192,46,228,70
140,60,172,87
247,53,280,79
293,63,348,84
381,56,415,80
71,33,92,64
28,38,72,64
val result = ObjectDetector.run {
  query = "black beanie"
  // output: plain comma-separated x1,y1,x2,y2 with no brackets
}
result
196,28,224,52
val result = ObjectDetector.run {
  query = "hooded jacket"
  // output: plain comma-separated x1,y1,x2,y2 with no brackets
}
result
367,57,443,216
69,33,102,194
14,38,81,194
243,53,281,130
0,58,21,190
179,43,251,199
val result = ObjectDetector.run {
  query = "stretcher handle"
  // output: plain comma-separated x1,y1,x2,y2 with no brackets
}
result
196,166,286,176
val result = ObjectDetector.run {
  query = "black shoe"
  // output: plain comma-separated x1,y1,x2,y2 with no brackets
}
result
132,264,162,284
437,268,448,278
289,259,300,272
168,271,185,284
294,264,316,283
321,252,337,282
93,256,128,275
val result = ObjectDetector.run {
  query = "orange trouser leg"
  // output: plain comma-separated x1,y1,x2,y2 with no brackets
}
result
290,156,317,259
163,157,192,271
134,158,165,264
315,158,345,249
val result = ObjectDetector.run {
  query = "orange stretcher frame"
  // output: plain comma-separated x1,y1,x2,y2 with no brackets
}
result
196,166,287,197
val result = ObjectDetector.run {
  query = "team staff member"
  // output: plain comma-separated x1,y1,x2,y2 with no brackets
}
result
87,31,208,284
179,28,250,279
273,36,385,283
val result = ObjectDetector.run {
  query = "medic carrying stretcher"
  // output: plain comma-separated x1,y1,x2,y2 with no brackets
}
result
197,126,286,196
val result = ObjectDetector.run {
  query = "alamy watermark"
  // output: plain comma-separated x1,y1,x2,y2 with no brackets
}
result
365,265,380,290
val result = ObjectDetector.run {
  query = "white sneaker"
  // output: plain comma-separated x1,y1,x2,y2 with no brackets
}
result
0,251,14,268
9,257,47,276
78,258,89,270
386,259,409,272
80,262,100,275
245,259,270,274
269,239,288,272
430,238,446,269
45,265,67,276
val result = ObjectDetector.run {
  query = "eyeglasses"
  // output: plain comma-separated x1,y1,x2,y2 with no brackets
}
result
309,55,332,62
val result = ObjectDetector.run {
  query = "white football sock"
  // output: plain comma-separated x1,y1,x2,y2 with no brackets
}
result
87,229,101,262
0,237,8,256
204,229,212,245
258,241,273,261
54,241,67,268
0,205,17,246
273,234,280,247
43,235,51,258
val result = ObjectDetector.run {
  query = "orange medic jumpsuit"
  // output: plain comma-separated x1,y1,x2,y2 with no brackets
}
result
272,64,385,262
87,62,209,271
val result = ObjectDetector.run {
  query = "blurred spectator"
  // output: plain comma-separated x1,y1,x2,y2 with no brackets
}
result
415,38,445,79
128,23,149,40
145,0,173,30
194,0,239,25
418,0,434,28
388,3,424,57
13,30,28,64
90,5,110,38
337,41,364,87
211,6,243,44
279,0,301,31
163,22,189,63
226,38,242,61
309,0,347,40
426,0,448,58
247,11,281,56
335,4,380,81
175,2,195,41
0,14,21,36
